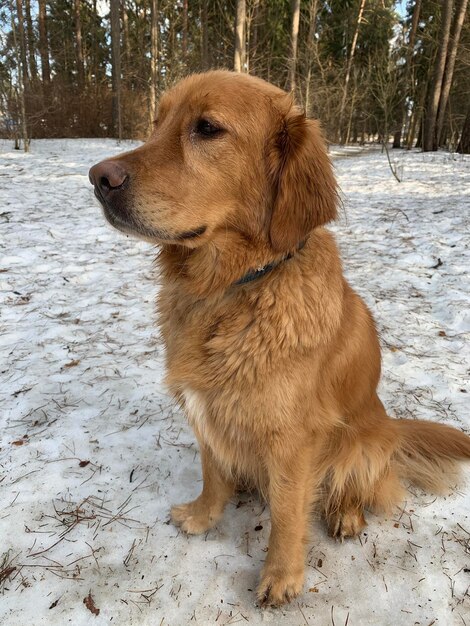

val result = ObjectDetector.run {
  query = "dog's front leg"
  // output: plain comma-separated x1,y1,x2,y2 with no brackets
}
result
171,442,235,534
257,447,314,607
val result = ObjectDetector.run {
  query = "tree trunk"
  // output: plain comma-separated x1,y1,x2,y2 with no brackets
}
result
304,0,319,115
110,0,122,140
249,0,261,73
397,0,422,148
288,0,300,93
416,112,424,148
338,0,366,144
407,71,428,149
457,106,470,153
24,0,37,82
423,0,453,151
201,0,209,70
182,0,188,61
345,88,356,145
392,130,402,148
149,0,159,127
74,0,85,88
408,0,422,57
121,1,131,87
436,0,468,147
234,0,246,72
10,0,29,151
15,0,29,90
38,0,50,85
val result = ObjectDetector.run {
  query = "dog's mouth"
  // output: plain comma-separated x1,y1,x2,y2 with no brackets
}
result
95,191,207,244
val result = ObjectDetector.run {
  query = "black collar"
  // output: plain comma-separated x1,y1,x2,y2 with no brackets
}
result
233,241,305,287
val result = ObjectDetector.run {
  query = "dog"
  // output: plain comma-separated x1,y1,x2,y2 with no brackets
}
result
89,70,470,607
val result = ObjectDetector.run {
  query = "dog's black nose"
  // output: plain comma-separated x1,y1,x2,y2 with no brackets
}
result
89,160,128,198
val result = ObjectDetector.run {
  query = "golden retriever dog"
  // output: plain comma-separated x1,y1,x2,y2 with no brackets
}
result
89,70,470,607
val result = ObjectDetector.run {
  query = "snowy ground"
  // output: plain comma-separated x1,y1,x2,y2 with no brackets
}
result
1,139,469,625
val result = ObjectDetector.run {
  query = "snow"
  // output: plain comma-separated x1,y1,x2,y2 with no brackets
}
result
1,139,469,625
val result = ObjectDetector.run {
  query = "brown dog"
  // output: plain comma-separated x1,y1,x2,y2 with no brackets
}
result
89,70,470,607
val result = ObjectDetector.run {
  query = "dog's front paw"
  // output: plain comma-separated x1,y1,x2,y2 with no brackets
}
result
171,499,219,535
256,566,304,607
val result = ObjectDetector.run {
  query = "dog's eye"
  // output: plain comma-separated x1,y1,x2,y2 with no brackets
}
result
194,118,223,138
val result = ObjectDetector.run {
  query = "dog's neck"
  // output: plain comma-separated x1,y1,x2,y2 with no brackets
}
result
233,240,306,286
158,230,305,299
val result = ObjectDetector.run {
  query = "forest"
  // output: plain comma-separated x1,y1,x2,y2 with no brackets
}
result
0,0,469,152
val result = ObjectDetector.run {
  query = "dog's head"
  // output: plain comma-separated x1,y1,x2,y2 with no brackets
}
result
89,71,337,254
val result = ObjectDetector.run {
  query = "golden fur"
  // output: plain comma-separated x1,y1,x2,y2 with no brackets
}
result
89,70,470,607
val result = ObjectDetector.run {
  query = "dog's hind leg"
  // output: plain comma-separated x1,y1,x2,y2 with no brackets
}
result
323,414,405,541
326,502,367,540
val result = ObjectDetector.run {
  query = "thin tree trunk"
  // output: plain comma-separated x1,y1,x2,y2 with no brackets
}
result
409,0,422,59
457,106,470,153
288,0,300,93
234,0,246,72
436,0,468,147
15,0,29,90
149,0,159,127
74,0,85,88
201,0,209,70
304,0,319,115
245,2,250,72
423,0,453,151
407,69,428,149
345,80,357,145
110,0,122,140
90,0,100,87
38,0,50,85
10,0,29,151
182,0,188,61
338,0,366,144
121,0,131,87
416,108,424,148
249,0,261,73
406,110,418,148
397,0,422,148
24,0,37,82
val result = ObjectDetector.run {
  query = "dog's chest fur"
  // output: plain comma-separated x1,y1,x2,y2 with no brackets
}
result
181,387,206,435
158,288,303,475
157,235,344,477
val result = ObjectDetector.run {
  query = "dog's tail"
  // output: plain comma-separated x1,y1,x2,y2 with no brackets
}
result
394,418,470,492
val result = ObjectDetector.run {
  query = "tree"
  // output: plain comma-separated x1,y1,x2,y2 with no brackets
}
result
38,0,51,86
121,0,130,85
303,0,319,115
436,0,469,146
457,106,470,153
423,0,453,151
110,0,122,140
201,0,209,70
24,0,37,82
288,0,300,93
338,0,367,144
10,0,29,151
404,0,423,148
149,0,159,124
182,0,188,61
15,0,29,90
234,0,246,72
74,0,85,88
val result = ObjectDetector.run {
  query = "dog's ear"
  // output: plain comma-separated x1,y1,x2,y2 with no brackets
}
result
267,108,337,252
